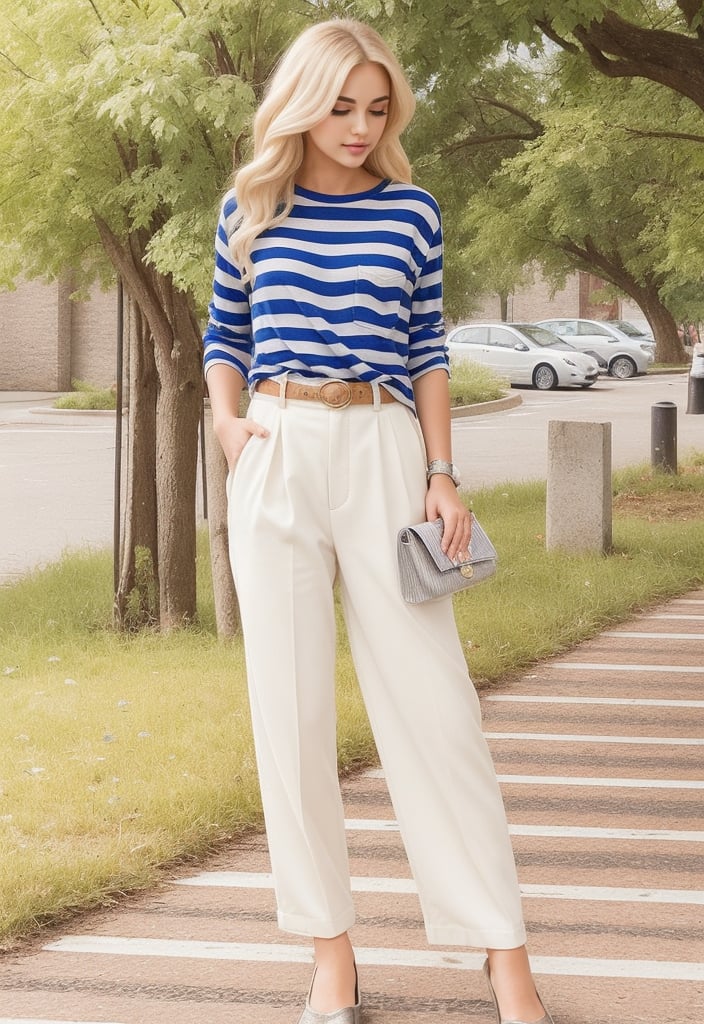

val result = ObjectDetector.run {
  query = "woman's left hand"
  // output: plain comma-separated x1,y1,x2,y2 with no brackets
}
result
426,475,472,561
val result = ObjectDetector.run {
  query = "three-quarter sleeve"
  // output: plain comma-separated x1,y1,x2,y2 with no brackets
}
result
407,218,448,381
202,193,252,383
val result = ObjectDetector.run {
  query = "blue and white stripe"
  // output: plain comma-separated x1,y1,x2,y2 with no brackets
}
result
202,180,448,409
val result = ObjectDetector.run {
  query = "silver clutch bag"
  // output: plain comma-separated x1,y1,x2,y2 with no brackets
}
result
397,516,497,604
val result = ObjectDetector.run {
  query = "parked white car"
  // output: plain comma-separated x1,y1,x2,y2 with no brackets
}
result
536,318,655,378
446,322,600,390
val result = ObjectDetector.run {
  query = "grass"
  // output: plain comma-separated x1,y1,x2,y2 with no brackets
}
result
648,363,690,374
449,358,509,405
54,380,117,411
0,459,703,946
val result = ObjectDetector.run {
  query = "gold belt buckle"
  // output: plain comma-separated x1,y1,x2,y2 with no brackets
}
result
319,380,352,409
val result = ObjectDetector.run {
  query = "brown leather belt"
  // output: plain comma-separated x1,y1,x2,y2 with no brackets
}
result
255,378,396,409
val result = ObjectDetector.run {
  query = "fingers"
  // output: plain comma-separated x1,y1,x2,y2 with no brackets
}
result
245,417,270,440
445,510,472,562
226,416,269,471
429,498,472,560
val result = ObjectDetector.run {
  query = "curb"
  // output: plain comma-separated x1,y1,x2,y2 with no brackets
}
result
451,393,522,418
26,396,522,420
29,406,123,417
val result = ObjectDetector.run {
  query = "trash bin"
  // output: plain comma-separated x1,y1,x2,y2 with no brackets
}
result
686,342,704,414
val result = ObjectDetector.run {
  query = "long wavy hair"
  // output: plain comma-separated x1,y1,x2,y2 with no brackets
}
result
229,19,416,282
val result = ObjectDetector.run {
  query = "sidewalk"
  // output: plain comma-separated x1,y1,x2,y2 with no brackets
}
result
1,590,702,1024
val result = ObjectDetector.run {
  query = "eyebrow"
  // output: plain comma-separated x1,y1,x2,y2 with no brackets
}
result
336,94,390,104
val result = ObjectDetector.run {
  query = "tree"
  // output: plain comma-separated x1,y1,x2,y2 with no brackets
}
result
467,72,696,361
403,55,545,319
0,0,301,630
395,0,704,115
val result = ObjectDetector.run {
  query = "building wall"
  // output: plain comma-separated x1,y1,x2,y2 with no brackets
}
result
0,279,117,391
71,283,119,387
466,270,642,327
0,278,69,391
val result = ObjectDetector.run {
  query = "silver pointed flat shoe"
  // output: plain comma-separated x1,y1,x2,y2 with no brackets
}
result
297,964,362,1024
483,959,554,1024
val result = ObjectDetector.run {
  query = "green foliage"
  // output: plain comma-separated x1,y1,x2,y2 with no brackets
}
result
0,0,304,306
53,380,117,410
448,358,508,405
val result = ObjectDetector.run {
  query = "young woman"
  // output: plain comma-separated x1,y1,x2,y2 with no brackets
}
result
203,18,553,1024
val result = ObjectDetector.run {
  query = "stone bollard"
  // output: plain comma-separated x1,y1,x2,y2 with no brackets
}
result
546,420,612,553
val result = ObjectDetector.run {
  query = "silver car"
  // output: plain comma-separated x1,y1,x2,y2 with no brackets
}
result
446,322,600,390
536,318,655,378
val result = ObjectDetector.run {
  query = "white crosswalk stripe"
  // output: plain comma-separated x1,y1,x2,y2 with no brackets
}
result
42,937,704,980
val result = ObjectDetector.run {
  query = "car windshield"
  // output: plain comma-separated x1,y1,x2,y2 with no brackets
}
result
612,320,645,337
512,324,562,347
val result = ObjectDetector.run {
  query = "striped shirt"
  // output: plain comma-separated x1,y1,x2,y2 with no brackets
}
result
202,179,448,409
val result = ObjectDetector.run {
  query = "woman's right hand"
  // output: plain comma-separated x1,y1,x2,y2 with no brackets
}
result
215,415,270,473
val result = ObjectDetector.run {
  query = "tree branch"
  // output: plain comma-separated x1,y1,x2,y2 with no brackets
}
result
535,19,580,54
113,133,139,174
86,0,107,27
569,9,704,112
209,30,237,77
169,0,187,15
471,94,544,134
619,125,704,144
676,0,704,36
438,129,542,157
0,49,39,80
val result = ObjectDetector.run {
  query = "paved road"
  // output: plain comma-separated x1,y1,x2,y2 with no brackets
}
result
1,376,702,584
1,590,702,1022
452,372,702,488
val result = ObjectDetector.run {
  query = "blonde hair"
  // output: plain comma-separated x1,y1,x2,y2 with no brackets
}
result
230,19,416,282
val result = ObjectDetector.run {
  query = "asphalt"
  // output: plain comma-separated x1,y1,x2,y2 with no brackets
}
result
1,392,703,1023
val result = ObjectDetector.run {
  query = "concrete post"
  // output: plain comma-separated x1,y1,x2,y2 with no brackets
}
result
546,420,612,553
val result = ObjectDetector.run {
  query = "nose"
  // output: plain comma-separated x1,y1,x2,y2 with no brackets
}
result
351,111,368,137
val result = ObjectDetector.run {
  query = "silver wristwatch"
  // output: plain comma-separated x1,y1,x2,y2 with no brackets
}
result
427,459,461,487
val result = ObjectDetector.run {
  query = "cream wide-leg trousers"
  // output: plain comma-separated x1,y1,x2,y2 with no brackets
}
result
227,385,526,949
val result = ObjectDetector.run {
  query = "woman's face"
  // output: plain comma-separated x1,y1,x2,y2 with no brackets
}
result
305,62,391,171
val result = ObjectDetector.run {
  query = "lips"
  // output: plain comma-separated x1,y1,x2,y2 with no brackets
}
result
344,144,368,153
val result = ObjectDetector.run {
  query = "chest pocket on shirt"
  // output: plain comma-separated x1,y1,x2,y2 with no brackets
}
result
353,266,408,331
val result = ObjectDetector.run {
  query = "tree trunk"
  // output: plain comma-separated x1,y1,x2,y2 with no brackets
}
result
153,321,203,630
203,402,240,636
558,239,687,364
94,217,204,631
114,302,159,628
633,289,687,364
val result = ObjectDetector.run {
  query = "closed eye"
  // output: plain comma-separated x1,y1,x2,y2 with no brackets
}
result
331,108,389,117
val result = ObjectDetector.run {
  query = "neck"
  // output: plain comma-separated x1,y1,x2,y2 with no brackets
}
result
296,163,380,196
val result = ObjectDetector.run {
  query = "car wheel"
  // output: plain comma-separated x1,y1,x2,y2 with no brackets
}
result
609,355,637,379
533,364,557,390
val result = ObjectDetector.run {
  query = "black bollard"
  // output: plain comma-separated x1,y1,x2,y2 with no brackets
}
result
651,401,678,474
686,371,704,414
